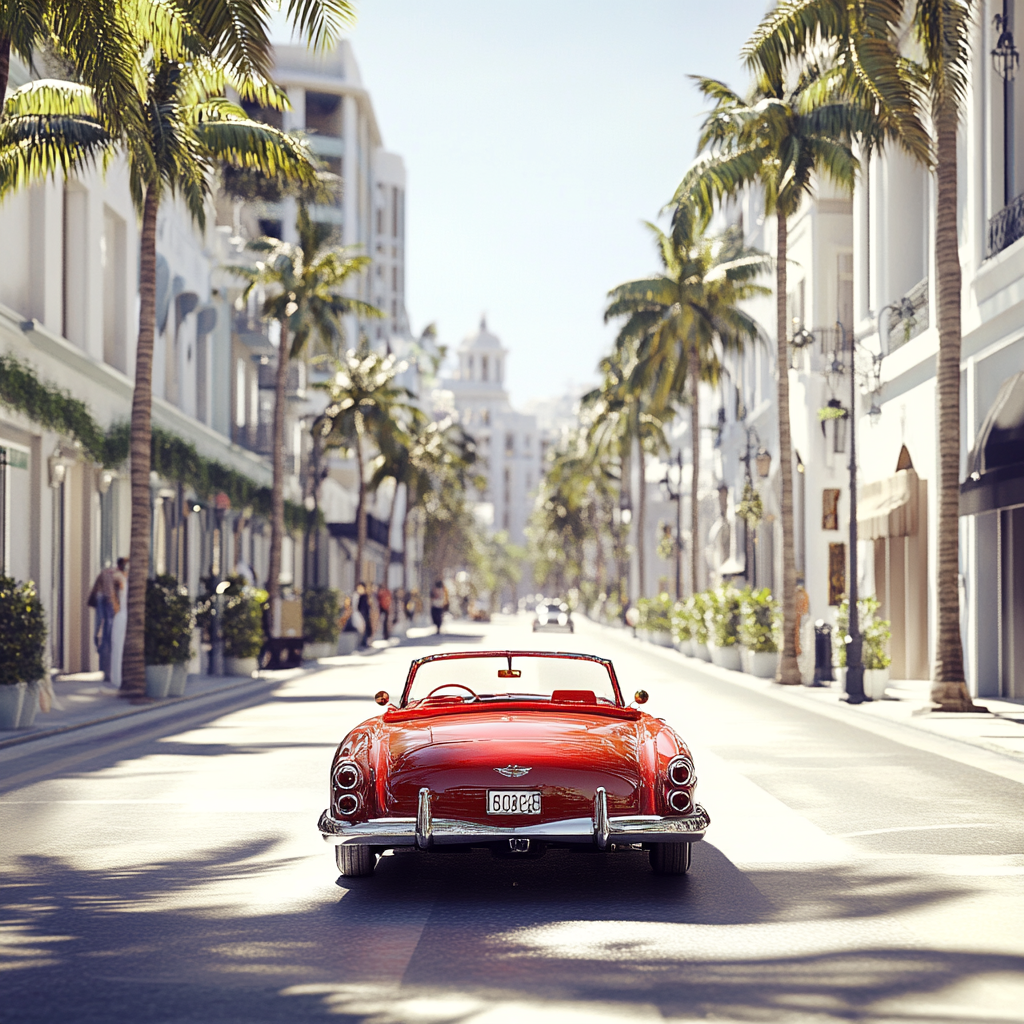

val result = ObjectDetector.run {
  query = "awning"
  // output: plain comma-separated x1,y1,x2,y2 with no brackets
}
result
858,468,920,539
960,371,1024,516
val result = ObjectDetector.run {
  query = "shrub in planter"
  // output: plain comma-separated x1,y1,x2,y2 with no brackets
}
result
670,600,693,644
0,575,47,685
706,583,743,649
637,592,673,638
684,591,711,647
303,587,340,644
145,576,194,665
738,587,780,653
833,596,891,669
222,583,268,659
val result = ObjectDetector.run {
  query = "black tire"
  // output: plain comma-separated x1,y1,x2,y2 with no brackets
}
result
335,844,375,876
649,842,691,875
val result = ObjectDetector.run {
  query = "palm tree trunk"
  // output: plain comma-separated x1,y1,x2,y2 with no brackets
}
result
383,477,399,589
775,211,800,684
402,482,414,593
931,100,976,712
689,343,701,597
121,186,159,695
0,35,10,106
355,414,366,584
266,322,289,611
637,435,647,599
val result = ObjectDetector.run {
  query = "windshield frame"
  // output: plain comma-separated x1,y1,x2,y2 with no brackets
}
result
400,650,623,708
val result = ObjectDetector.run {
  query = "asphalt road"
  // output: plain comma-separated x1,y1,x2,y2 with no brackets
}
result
2,615,1023,1024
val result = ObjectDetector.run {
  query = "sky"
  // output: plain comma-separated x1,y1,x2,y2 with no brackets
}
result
279,1,771,407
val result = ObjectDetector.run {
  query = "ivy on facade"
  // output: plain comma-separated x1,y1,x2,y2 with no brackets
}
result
0,353,307,532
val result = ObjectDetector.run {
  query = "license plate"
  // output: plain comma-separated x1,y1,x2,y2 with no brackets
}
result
487,790,541,814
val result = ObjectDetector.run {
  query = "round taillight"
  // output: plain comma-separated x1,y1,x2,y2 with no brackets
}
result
336,793,359,817
668,756,695,787
668,789,693,814
334,762,361,790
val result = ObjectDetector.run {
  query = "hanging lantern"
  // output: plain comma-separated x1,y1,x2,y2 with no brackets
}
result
755,447,772,478
993,14,1020,81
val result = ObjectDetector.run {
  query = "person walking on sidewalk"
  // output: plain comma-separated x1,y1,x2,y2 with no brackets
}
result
377,583,392,641
110,558,129,689
88,564,122,681
356,583,372,649
430,580,447,635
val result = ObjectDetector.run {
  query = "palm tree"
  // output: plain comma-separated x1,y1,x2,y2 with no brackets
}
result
605,221,768,598
0,48,321,693
581,345,672,601
678,60,876,684
233,205,381,608
318,341,415,583
740,0,976,710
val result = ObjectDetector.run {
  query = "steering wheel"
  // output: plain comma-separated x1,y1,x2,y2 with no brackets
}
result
424,683,480,702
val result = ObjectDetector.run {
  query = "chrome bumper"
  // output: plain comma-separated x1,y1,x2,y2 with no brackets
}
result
318,787,710,850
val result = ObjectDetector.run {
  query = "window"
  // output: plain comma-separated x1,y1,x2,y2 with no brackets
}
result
822,488,840,530
482,408,490,426
837,253,854,332
392,266,397,291
240,99,283,129
305,92,341,136
102,206,127,372
468,355,474,379
505,432,514,456
481,356,489,381
235,358,246,428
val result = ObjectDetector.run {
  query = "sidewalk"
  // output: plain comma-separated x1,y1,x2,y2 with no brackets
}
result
583,618,1024,768
0,666,307,751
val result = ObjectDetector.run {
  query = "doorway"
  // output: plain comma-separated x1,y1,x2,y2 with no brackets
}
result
999,505,1024,700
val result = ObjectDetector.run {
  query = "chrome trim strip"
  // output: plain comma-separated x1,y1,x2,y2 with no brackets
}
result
416,787,432,850
317,804,710,847
593,787,610,851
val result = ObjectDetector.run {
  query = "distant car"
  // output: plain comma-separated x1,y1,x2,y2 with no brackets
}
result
533,599,573,632
318,650,710,876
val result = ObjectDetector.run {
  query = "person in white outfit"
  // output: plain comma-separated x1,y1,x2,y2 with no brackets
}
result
110,558,128,689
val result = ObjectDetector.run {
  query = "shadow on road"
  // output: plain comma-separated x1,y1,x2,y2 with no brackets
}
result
1,838,1015,1024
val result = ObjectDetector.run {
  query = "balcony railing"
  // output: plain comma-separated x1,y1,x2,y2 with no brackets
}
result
987,193,1024,258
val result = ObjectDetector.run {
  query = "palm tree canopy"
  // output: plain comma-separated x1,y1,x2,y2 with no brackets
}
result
233,204,382,360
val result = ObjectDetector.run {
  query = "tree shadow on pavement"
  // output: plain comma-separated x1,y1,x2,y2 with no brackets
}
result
2,838,1019,1024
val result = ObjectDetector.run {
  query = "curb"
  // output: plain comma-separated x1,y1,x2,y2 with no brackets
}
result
0,667,311,752
578,617,1024,786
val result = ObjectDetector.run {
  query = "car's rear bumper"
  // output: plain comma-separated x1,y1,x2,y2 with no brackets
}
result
318,787,709,850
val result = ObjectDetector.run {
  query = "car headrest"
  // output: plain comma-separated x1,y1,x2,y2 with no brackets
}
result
550,689,597,704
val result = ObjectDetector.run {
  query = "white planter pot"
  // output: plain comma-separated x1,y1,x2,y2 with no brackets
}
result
304,641,337,661
225,656,258,678
834,667,847,691
740,647,752,673
145,664,173,699
863,667,891,700
0,682,27,729
708,644,742,671
692,642,711,662
167,663,188,697
337,631,360,656
674,639,693,657
747,651,779,679
16,680,41,727
637,630,650,643
651,631,673,648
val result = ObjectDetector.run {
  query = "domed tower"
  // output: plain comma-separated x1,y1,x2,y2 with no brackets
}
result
457,317,507,389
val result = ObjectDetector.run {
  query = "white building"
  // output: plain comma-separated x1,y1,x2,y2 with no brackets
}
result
443,319,541,558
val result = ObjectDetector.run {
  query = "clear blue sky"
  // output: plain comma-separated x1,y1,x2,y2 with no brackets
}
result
285,1,771,405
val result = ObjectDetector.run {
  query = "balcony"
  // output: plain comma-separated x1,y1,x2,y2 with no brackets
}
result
885,279,929,353
987,193,1024,259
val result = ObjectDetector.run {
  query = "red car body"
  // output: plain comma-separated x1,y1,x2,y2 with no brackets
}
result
318,650,710,876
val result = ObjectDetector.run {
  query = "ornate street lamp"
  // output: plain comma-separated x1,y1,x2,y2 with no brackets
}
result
993,11,1020,82
659,450,684,600
993,6,1020,207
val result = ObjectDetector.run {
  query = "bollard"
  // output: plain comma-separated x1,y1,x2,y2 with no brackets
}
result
812,620,834,686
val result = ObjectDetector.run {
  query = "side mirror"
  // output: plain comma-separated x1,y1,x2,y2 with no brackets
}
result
634,690,649,705
374,690,390,706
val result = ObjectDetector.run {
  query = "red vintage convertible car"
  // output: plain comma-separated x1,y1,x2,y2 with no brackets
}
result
317,650,709,876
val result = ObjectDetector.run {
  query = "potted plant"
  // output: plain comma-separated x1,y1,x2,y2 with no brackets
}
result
641,592,674,646
222,583,267,676
0,576,47,729
706,583,744,671
146,576,193,698
739,586,779,678
670,600,693,655
303,587,340,660
686,591,712,660
834,596,891,698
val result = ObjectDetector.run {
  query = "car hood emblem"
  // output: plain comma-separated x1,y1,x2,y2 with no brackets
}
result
495,765,532,778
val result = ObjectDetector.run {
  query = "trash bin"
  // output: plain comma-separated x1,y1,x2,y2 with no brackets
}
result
812,620,834,686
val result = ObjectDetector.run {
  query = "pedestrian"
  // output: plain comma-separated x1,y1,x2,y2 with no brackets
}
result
356,582,371,649
430,579,446,634
377,583,392,641
87,563,121,681
110,558,129,689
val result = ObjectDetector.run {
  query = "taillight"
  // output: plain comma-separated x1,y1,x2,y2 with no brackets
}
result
334,761,362,790
667,789,693,814
335,792,360,817
667,755,695,787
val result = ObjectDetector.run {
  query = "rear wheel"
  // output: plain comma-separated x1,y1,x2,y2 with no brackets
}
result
649,842,691,875
335,844,375,876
